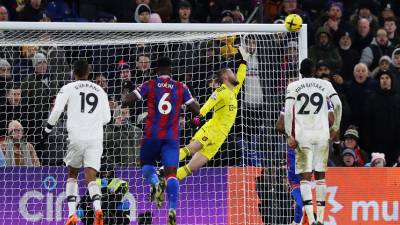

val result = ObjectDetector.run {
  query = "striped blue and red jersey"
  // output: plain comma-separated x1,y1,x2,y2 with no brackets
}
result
134,75,194,140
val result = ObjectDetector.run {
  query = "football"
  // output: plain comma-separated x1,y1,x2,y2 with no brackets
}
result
284,14,303,33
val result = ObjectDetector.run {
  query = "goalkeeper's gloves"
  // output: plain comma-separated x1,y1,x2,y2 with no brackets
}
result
238,45,250,62
191,115,205,128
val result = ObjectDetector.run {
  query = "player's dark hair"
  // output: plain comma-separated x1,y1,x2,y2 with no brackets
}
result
216,68,229,83
156,56,171,75
73,59,90,79
156,56,171,68
300,58,315,78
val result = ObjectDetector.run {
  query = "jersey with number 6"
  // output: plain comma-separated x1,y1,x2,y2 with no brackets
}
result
47,80,111,141
133,75,194,140
284,77,342,144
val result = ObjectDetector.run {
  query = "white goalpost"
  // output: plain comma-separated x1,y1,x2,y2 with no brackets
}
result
0,22,307,225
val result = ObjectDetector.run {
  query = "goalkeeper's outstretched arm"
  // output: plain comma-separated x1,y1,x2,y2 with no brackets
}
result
233,46,249,94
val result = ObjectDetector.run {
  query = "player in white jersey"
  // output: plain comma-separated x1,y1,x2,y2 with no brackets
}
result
284,58,342,225
44,59,111,225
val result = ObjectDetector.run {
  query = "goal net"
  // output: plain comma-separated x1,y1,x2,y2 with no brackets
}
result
0,23,306,225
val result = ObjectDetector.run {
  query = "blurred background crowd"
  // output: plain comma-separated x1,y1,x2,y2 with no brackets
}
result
0,0,398,173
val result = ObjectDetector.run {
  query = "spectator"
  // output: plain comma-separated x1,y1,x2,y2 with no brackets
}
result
344,63,378,142
0,120,40,166
13,45,37,82
0,84,28,138
231,5,245,23
21,53,57,147
338,31,360,81
364,70,400,166
111,63,134,101
220,10,234,23
274,0,310,26
149,13,162,23
0,59,12,100
333,125,369,166
17,0,45,22
104,106,142,167
134,4,151,23
309,27,342,72
317,60,345,92
371,55,391,78
133,54,152,84
390,48,400,92
383,17,400,47
339,148,357,167
173,0,197,23
94,73,118,113
349,2,380,34
150,0,173,22
95,73,109,93
0,6,9,21
380,4,396,24
31,52,48,78
353,18,374,52
367,152,386,167
319,2,354,44
360,28,395,70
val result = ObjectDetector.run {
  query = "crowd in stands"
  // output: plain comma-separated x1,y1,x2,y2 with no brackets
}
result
0,0,398,169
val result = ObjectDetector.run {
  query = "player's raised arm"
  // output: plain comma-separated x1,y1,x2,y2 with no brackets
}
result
46,86,69,132
233,45,249,94
325,81,342,132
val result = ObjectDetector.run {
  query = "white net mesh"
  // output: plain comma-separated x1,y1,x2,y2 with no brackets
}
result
0,25,302,225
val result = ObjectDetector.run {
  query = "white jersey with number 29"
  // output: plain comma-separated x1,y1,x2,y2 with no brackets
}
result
284,78,342,144
47,80,111,141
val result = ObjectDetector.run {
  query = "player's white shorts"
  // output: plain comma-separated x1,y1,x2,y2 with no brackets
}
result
295,141,329,174
64,139,103,171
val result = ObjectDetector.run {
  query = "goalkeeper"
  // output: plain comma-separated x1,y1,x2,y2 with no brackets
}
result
176,42,249,180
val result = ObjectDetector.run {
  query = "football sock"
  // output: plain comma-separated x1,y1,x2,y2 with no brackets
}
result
300,180,315,223
177,165,192,180
291,187,303,223
88,181,102,211
166,177,179,209
66,178,78,217
316,179,327,223
179,146,191,161
142,165,159,186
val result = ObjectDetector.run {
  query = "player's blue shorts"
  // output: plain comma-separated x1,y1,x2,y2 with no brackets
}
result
287,147,301,188
140,138,179,168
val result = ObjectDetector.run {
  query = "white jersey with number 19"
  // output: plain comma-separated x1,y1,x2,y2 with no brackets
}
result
284,78,342,144
47,80,111,141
